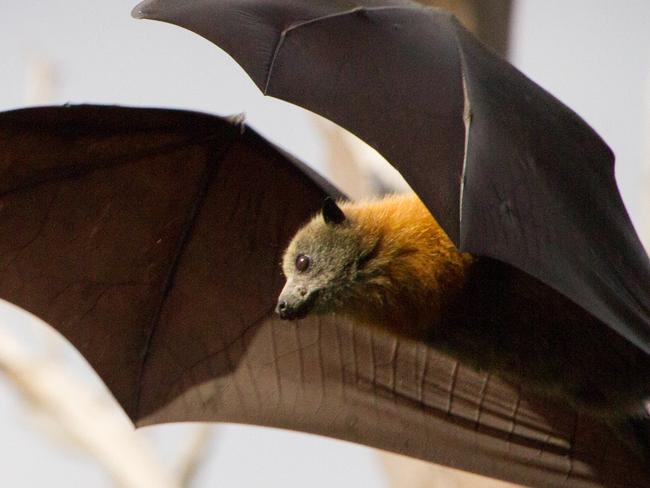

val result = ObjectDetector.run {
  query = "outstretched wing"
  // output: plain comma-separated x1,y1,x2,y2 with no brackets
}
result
1,105,648,486
133,0,650,354
0,105,335,418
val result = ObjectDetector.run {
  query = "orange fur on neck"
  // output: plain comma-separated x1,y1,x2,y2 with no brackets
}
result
340,194,473,339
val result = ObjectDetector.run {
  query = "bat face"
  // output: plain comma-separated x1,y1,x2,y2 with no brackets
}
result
276,201,363,320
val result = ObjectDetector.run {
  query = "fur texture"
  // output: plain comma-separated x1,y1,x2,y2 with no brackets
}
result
280,194,473,338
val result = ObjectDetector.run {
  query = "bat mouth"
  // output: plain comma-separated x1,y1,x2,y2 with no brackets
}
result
277,290,319,321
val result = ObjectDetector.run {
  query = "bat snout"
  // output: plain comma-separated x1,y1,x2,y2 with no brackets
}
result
275,297,312,320
276,285,319,321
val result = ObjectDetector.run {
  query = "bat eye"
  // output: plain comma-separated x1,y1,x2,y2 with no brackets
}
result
295,254,311,272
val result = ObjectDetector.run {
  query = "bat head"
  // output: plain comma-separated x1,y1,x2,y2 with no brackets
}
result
276,198,377,320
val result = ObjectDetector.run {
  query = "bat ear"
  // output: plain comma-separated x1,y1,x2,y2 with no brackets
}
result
322,197,346,226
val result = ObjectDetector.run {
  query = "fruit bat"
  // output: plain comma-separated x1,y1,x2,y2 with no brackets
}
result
0,1,648,487
0,106,645,487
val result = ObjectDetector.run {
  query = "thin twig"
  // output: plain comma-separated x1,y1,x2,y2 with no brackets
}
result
177,426,215,487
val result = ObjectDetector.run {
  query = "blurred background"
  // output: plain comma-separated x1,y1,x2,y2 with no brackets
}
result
1,1,649,486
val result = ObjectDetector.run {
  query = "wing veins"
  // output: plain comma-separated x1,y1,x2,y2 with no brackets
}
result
134,132,239,419
264,5,422,94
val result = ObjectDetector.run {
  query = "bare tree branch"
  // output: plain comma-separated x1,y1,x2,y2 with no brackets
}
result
177,426,215,488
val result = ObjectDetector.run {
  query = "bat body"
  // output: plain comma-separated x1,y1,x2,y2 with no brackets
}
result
278,194,650,431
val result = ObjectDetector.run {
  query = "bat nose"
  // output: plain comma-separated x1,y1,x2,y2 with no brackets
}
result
276,288,318,320
276,300,289,319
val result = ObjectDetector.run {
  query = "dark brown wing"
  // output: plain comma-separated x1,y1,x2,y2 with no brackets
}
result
0,105,648,486
133,0,650,355
0,105,334,417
